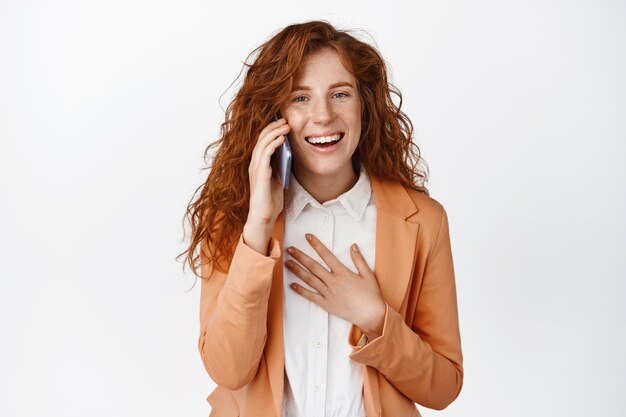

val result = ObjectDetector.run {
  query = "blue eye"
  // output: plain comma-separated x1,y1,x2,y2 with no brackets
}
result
292,96,307,102
333,92,348,99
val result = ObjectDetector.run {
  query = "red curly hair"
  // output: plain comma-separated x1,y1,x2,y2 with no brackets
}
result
177,20,429,281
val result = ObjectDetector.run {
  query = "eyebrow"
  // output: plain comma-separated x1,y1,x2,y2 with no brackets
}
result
291,81,356,91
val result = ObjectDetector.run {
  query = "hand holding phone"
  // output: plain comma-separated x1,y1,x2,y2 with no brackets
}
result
243,114,290,251
271,112,292,189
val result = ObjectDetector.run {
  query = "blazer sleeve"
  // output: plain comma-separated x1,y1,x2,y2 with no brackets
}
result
348,207,464,410
198,233,281,390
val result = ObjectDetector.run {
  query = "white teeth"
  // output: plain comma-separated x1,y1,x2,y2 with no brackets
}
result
305,133,342,144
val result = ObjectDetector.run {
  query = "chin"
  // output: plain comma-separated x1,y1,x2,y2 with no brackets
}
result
305,160,353,176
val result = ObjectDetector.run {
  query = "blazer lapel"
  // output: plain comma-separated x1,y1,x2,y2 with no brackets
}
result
266,208,285,417
355,174,421,417
369,174,421,313
264,174,421,417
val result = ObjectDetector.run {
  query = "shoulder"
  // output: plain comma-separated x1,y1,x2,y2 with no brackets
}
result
405,187,446,218
368,173,449,236
402,185,450,243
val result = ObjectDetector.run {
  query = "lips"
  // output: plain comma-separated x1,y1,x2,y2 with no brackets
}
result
305,130,343,138
305,132,344,145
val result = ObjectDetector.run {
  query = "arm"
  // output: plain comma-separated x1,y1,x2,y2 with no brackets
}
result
198,233,281,390
348,207,463,410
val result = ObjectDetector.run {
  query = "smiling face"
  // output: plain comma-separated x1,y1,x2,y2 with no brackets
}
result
279,48,362,193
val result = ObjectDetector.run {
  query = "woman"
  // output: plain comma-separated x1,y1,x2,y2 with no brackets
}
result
180,20,463,417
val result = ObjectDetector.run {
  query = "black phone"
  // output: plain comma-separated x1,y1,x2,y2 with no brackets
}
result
271,112,292,189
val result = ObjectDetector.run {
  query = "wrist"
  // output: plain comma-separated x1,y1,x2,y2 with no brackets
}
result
242,222,274,255
243,220,273,235
245,213,275,227
360,301,386,340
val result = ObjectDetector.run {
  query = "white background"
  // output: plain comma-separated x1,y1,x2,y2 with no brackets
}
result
1,1,625,416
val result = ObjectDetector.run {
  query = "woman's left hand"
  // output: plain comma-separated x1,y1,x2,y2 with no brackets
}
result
285,233,387,340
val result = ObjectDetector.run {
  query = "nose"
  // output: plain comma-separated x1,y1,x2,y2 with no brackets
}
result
311,98,334,124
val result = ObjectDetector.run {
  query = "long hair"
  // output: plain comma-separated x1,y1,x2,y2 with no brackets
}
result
177,20,429,282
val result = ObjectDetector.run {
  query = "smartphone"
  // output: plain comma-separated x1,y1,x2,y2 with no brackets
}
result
271,112,292,189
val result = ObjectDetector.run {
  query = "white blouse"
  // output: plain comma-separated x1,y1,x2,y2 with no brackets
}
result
281,164,376,417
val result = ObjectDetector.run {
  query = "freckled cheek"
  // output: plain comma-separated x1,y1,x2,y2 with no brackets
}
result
285,119,307,143
336,105,361,122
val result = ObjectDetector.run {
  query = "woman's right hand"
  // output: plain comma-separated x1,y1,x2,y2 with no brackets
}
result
244,117,291,249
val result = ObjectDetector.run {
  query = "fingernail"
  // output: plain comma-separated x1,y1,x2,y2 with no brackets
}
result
287,247,295,254
352,244,359,253
305,234,312,241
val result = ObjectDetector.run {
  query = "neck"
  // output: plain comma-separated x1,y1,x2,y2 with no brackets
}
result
293,164,359,204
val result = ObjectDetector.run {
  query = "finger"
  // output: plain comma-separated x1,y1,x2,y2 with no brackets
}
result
287,245,332,279
259,122,289,148
252,127,288,165
251,123,290,165
252,129,289,166
251,135,287,178
286,259,327,290
289,282,326,306
262,134,286,160
350,243,375,279
251,133,286,172
303,233,344,273
266,135,288,181
258,117,287,140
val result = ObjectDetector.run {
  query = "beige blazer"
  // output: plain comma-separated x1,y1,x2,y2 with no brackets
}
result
199,174,464,417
